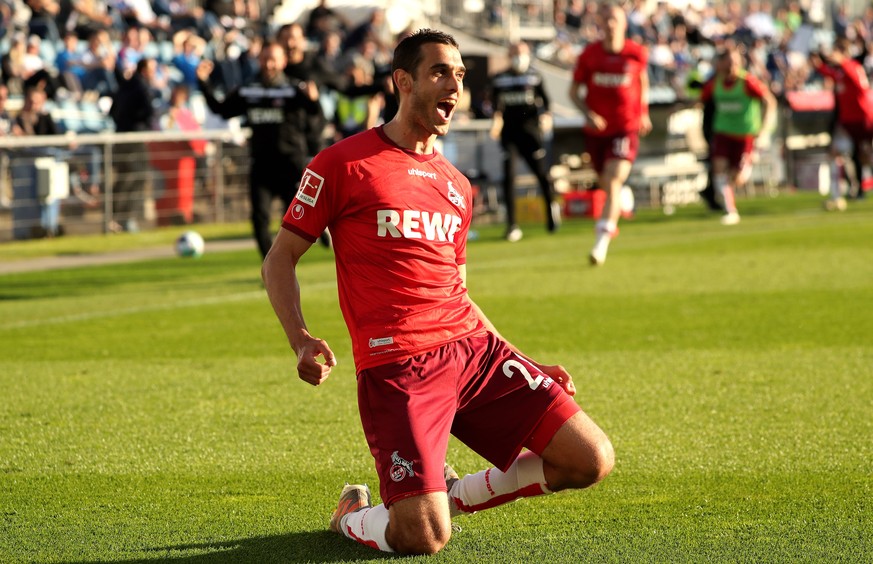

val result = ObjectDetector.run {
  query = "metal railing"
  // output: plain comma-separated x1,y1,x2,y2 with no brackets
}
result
0,128,252,241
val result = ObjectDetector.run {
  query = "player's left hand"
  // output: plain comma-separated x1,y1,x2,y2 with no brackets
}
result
540,364,576,396
640,114,653,136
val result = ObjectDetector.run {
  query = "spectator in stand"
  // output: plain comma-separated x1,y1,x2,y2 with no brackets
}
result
153,0,206,36
563,0,584,38
13,86,64,236
110,0,172,39
56,31,85,94
116,25,144,79
332,50,382,141
171,28,206,89
109,58,159,232
203,0,258,37
343,7,391,52
305,0,350,44
0,85,17,136
68,0,117,38
1,33,27,95
649,33,675,87
744,0,776,41
0,85,18,209
25,0,61,41
279,22,339,157
700,45,776,225
79,28,117,95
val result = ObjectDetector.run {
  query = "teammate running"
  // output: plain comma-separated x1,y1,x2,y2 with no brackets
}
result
569,4,651,266
262,29,614,555
699,45,776,225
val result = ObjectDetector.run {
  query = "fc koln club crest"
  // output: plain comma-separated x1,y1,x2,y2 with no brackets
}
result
389,451,416,482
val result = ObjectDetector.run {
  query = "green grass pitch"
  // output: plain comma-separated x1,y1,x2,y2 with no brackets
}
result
1,192,871,563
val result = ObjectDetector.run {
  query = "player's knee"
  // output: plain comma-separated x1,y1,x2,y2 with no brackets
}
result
586,435,615,484
388,514,452,555
562,434,615,489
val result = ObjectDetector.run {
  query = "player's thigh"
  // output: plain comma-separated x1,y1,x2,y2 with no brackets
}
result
601,158,632,189
386,492,452,553
540,409,614,490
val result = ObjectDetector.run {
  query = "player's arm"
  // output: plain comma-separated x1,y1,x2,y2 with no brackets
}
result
459,264,576,396
639,61,652,136
568,79,604,132
746,75,777,135
196,59,246,119
262,228,337,387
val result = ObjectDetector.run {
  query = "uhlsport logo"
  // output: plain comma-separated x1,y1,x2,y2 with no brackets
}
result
389,451,415,482
296,169,324,206
447,181,466,210
291,203,305,220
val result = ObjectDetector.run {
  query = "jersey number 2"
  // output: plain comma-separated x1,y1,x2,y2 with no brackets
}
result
503,359,544,390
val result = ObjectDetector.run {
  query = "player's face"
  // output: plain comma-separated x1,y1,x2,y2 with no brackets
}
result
601,6,627,40
405,42,465,137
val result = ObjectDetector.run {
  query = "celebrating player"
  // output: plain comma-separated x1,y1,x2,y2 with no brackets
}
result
262,29,614,555
569,4,651,266
489,41,560,242
700,45,776,225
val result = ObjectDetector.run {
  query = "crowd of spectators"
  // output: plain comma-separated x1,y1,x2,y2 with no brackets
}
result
3,1,873,135
542,0,873,103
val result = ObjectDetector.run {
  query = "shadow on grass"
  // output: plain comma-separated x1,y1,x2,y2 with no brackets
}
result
66,530,398,563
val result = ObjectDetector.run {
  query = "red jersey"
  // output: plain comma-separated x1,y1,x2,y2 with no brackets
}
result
815,59,873,126
572,39,648,136
282,126,485,372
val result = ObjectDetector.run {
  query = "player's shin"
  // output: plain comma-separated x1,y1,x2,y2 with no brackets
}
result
448,451,551,515
340,504,395,552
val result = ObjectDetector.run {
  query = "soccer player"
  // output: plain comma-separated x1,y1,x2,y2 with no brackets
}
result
569,4,651,266
262,29,614,555
489,41,560,242
811,38,873,209
699,45,776,225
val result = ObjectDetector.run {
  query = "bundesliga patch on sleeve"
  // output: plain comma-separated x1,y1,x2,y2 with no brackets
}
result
296,169,324,206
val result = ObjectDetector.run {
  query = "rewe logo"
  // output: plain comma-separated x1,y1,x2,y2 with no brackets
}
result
377,209,462,242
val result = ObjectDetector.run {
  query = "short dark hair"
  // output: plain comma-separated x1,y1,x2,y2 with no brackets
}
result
391,29,459,100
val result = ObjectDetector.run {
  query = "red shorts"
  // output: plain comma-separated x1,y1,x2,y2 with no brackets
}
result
840,121,873,146
357,332,581,508
585,132,640,174
711,133,755,172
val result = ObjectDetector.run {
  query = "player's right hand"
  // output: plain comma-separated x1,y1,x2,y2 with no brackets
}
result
585,111,606,132
295,336,337,386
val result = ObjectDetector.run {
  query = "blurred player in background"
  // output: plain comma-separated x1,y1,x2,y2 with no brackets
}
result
569,4,651,266
489,41,560,242
700,45,775,225
811,38,873,209
262,29,613,555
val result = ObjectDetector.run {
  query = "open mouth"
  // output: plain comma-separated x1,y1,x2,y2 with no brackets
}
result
436,99,457,121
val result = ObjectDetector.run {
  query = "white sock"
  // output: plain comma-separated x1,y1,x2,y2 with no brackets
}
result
340,503,394,552
830,161,842,200
448,451,551,514
714,174,737,214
